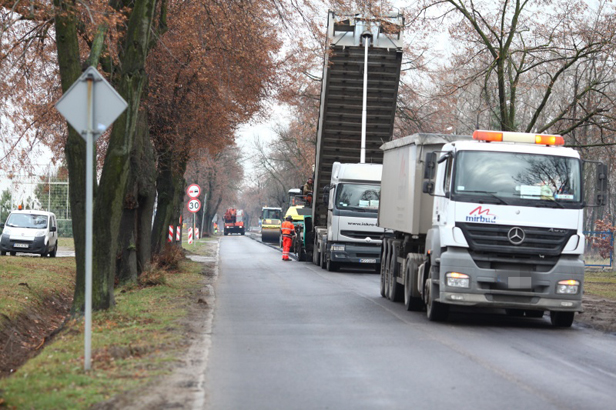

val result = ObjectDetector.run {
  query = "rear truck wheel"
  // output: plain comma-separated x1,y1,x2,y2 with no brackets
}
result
387,240,403,302
424,268,448,322
320,248,326,269
550,311,575,327
404,257,424,311
1,251,6,256
10,251,16,256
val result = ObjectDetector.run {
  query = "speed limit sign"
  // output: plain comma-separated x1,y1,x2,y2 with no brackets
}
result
187,199,201,213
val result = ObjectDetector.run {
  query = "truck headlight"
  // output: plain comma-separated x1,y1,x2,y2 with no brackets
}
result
556,280,579,294
331,244,345,251
446,272,470,288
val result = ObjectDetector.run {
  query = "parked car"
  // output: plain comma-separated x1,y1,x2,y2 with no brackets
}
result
0,210,58,257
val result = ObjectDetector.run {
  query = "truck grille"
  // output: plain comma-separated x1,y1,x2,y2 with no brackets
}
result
340,230,383,240
456,222,576,271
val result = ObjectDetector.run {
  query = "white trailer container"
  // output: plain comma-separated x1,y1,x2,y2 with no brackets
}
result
378,131,608,327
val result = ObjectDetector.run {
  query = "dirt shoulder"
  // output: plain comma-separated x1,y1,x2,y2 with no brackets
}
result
576,295,616,334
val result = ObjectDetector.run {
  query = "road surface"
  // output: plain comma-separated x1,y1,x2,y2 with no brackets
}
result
204,235,616,410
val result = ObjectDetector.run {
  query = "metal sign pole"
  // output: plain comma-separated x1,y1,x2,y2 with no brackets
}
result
84,73,95,371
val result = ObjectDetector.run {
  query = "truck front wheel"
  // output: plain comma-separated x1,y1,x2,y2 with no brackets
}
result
424,269,448,322
550,311,574,327
387,241,403,302
326,257,339,272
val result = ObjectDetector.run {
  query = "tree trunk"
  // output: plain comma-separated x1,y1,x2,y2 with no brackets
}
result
91,0,158,309
54,0,90,314
116,110,156,282
151,149,187,254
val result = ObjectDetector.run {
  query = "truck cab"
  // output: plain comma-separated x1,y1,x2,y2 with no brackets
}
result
317,162,386,271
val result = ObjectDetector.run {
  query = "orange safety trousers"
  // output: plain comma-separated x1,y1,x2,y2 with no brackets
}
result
281,220,295,261
282,236,292,260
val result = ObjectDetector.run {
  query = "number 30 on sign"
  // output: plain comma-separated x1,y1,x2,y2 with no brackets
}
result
187,199,201,213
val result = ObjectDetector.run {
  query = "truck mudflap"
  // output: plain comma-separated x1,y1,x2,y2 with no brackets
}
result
437,247,585,312
330,242,381,265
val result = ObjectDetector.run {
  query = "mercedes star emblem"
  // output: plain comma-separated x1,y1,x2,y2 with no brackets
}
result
507,227,525,245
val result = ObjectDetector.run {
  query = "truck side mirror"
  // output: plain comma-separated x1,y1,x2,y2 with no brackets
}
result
322,184,331,205
596,163,608,206
423,152,436,179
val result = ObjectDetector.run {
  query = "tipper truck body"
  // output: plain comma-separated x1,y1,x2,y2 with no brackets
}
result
378,131,607,327
307,10,404,270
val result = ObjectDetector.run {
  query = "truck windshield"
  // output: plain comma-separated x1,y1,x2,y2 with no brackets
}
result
335,183,380,212
6,213,49,229
453,151,582,207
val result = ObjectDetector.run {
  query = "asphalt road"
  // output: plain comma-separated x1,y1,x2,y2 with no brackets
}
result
204,235,616,410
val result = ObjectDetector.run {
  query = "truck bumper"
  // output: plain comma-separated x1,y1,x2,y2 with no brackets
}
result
330,243,381,265
438,248,584,312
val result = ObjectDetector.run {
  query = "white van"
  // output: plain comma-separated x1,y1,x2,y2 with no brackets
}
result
0,210,59,257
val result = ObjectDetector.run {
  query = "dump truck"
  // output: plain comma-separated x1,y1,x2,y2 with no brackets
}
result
223,208,245,235
378,130,608,327
260,206,283,243
304,10,404,269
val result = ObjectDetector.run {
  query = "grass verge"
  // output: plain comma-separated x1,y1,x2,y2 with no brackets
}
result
0,249,211,409
584,270,616,299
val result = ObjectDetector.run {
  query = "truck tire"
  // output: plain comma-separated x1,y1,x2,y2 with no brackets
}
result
424,268,448,322
550,311,574,327
326,257,339,272
404,257,424,311
320,250,326,269
388,241,403,302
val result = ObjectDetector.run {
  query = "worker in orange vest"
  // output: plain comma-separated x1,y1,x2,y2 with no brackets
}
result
281,215,296,261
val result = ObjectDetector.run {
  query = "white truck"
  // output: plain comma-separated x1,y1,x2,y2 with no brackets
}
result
313,162,386,271
378,130,607,327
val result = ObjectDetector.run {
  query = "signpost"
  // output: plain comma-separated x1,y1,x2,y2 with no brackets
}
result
55,66,127,371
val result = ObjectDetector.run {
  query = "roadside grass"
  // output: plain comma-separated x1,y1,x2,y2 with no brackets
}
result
584,270,616,299
0,256,75,318
0,248,211,409
181,235,217,257
57,237,75,251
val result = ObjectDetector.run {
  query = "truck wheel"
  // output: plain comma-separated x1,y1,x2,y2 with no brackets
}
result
404,258,424,311
0,251,5,256
320,251,326,269
424,270,448,322
550,311,574,327
326,257,339,272
387,241,403,302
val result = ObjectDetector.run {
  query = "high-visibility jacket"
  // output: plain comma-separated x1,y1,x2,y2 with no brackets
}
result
281,220,295,238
